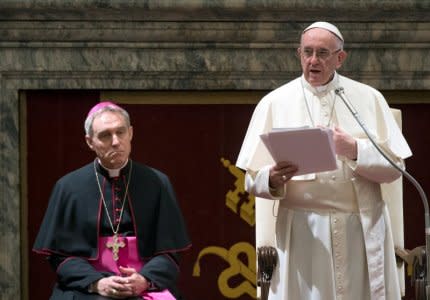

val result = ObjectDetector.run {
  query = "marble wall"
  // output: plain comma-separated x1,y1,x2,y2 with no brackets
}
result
0,1,429,298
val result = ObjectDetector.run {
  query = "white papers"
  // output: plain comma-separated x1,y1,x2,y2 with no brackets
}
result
260,127,337,176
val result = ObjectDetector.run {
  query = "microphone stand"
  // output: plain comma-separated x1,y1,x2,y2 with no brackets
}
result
335,87,430,299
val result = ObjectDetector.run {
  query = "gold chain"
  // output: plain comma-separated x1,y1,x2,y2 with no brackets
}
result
93,159,133,235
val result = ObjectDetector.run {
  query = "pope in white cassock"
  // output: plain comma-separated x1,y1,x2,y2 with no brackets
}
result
236,21,412,300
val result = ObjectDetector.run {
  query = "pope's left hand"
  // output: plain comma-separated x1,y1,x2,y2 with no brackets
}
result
332,126,357,160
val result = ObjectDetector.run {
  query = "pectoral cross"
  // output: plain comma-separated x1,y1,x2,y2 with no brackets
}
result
106,234,125,261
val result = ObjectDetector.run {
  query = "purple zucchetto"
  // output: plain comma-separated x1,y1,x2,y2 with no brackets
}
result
87,101,121,118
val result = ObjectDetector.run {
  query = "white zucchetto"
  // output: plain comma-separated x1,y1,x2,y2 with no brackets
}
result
303,21,344,42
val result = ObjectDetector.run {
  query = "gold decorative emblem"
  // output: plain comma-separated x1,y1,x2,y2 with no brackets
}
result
221,158,255,226
193,242,256,299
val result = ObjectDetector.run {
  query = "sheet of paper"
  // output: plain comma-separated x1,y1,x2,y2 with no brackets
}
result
260,127,337,176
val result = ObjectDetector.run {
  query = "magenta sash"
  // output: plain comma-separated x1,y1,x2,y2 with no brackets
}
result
90,236,175,300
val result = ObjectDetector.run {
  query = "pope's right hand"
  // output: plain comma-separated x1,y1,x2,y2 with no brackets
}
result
269,161,298,189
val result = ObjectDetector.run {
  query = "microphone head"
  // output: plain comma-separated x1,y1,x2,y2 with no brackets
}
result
335,87,344,95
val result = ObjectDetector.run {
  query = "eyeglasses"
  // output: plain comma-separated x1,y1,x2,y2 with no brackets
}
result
300,48,341,60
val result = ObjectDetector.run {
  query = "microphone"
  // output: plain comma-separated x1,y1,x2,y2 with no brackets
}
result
335,87,430,299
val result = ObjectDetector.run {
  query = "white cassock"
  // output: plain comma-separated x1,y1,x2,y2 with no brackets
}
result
236,73,412,300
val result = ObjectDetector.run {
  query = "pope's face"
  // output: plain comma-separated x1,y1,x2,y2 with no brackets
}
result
86,111,133,169
298,28,347,87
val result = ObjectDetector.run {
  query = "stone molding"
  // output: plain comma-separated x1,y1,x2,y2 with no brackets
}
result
0,1,429,21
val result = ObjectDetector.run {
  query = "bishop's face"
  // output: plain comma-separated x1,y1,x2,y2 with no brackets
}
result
86,111,133,169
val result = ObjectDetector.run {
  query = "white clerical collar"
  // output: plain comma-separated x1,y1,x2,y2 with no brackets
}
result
301,72,339,94
98,159,128,177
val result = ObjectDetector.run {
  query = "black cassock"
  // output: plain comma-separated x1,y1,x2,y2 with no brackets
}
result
33,160,191,300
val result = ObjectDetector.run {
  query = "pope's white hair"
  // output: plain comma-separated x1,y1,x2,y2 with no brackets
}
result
301,21,345,50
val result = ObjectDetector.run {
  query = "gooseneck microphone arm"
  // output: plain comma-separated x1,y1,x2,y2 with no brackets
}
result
335,87,430,298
